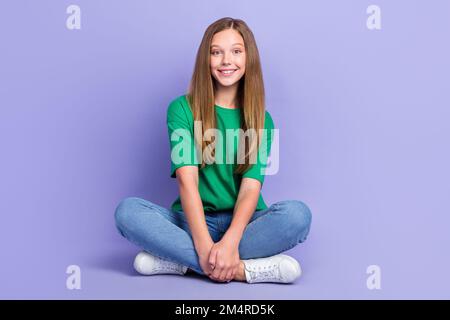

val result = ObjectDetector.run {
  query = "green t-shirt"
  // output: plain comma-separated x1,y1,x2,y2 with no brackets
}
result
167,94,274,213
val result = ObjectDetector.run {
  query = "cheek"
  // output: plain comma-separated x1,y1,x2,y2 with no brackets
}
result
210,62,220,79
237,56,246,69
210,57,220,69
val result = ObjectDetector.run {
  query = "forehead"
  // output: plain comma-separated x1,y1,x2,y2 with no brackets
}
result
211,29,244,47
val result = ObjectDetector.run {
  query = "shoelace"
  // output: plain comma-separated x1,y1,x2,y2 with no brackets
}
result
248,263,280,281
151,259,183,272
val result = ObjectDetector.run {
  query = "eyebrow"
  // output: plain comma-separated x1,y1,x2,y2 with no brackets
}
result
210,43,244,48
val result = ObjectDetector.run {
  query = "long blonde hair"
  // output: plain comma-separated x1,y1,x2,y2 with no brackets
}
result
187,17,266,175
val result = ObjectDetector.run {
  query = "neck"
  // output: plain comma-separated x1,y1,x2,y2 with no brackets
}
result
214,82,239,108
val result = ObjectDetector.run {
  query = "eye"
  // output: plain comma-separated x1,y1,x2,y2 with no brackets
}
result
233,49,242,54
211,50,221,56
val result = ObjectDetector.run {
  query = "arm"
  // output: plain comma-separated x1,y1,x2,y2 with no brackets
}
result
223,177,261,243
166,97,215,275
176,165,213,251
224,111,275,241
175,165,215,275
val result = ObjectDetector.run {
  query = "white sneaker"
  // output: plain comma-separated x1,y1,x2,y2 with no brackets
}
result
242,254,302,284
133,251,188,276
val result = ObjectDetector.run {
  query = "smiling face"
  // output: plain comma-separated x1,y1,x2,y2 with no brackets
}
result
210,29,246,89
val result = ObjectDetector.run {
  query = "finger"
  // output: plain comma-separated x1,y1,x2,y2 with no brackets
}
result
212,263,224,280
209,271,221,282
233,266,238,278
212,267,222,280
200,261,213,275
219,267,229,281
208,249,217,270
226,269,234,282
229,266,237,281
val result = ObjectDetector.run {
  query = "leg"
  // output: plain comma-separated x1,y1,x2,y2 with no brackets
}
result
114,197,218,274
237,200,312,260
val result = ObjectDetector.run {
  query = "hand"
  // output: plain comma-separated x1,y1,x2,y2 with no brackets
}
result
196,240,215,276
208,236,241,282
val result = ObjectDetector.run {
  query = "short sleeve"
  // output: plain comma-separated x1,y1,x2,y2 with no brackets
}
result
166,96,199,178
242,111,275,186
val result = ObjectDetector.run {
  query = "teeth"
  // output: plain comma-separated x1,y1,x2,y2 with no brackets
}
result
220,70,235,74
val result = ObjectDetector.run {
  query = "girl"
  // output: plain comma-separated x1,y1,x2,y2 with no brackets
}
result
115,17,312,284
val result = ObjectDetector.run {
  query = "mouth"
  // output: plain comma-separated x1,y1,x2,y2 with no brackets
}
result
218,69,238,77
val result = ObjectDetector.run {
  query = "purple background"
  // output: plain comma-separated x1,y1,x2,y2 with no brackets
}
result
1,0,449,299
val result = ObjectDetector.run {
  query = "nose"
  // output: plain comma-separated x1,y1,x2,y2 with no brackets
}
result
222,51,232,65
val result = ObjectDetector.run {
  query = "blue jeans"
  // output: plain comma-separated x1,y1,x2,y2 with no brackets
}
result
114,197,312,275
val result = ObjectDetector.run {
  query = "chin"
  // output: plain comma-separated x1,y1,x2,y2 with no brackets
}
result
217,80,239,87
214,73,244,87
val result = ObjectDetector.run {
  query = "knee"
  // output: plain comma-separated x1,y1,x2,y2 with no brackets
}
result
277,200,312,241
114,197,142,232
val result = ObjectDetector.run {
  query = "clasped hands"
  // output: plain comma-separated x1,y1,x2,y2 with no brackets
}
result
197,235,241,283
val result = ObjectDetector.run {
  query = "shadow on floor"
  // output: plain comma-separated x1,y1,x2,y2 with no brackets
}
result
87,249,215,283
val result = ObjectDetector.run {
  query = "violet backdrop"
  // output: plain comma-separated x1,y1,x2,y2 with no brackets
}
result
1,0,449,299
